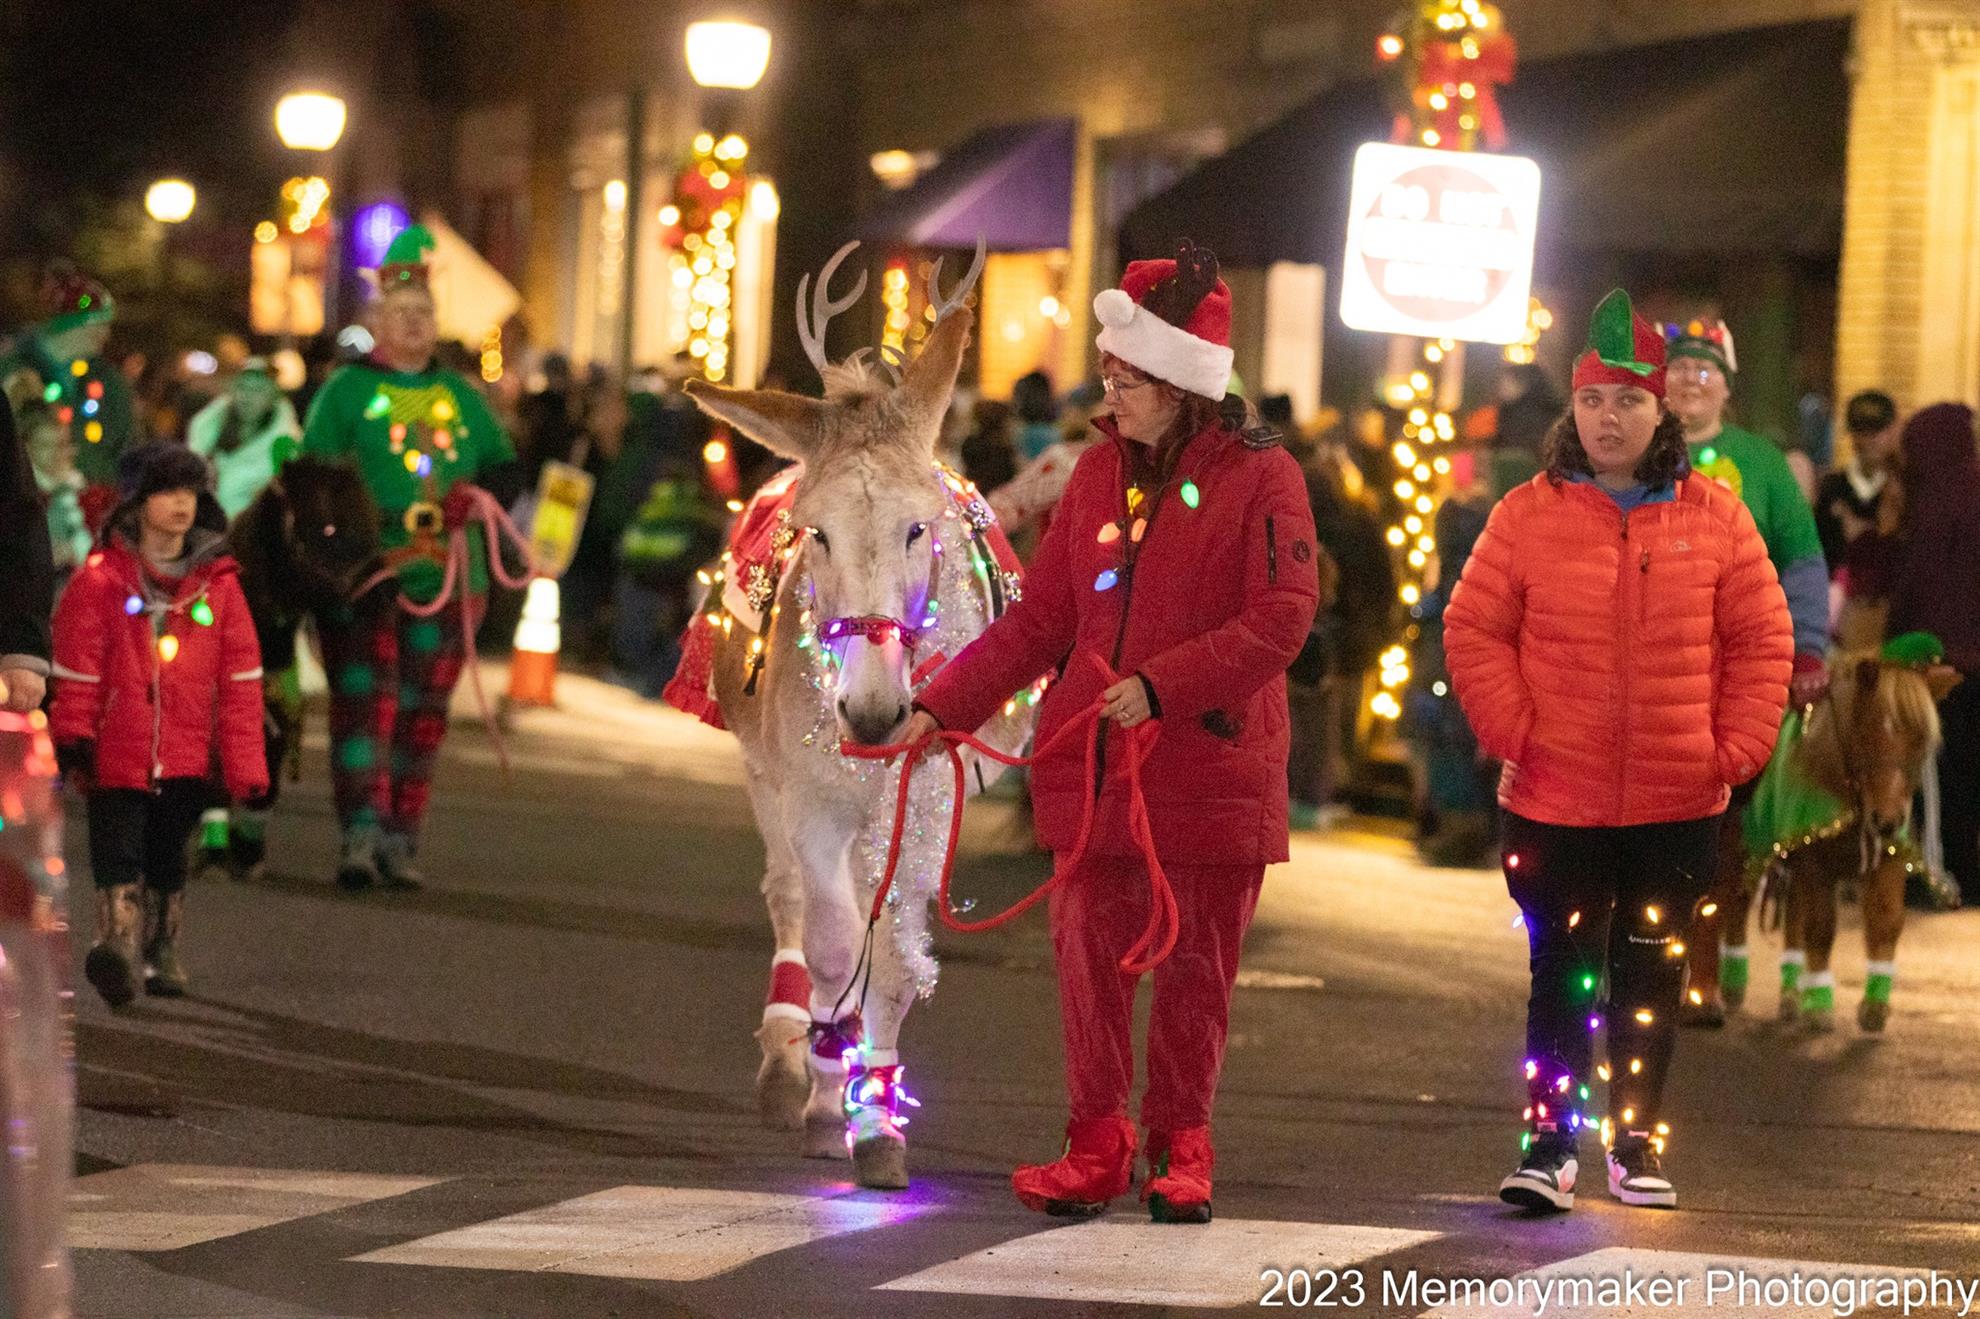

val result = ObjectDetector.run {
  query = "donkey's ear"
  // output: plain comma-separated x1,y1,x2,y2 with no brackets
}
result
889,307,972,456
683,380,831,462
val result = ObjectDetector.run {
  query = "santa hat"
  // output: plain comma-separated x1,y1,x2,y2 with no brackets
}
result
1663,317,1738,377
1093,240,1234,400
39,262,115,337
376,224,436,293
1572,289,1666,398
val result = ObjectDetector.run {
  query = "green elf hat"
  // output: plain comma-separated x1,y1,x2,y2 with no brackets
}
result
376,224,436,292
38,262,115,338
1571,289,1666,398
1664,317,1738,377
1881,631,1945,667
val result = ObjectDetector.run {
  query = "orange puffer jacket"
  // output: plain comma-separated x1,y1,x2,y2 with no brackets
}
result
1444,473,1792,827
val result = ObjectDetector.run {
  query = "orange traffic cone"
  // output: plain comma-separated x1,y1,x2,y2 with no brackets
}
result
507,577,560,707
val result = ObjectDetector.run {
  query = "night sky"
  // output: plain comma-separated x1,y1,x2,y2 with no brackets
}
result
0,1,309,241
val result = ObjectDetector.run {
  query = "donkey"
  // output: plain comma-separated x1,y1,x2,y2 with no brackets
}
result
679,241,1034,1189
221,456,382,876
1739,651,1955,1033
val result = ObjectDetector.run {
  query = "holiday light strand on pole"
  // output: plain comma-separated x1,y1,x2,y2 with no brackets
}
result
661,131,749,383
1362,0,1518,721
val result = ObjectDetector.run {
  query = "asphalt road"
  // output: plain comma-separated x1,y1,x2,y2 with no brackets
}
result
63,674,1980,1318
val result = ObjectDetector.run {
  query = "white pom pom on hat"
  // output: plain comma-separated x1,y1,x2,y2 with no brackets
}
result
1093,287,1137,330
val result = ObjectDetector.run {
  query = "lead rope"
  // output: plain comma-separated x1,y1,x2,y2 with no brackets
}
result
826,652,1179,1029
349,486,537,771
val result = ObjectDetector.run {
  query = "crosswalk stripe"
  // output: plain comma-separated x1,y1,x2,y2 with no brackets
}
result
877,1218,1443,1309
348,1185,934,1281
1420,1247,1943,1319
70,1165,445,1252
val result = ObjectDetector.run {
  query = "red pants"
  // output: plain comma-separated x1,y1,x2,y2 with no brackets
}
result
1050,856,1264,1133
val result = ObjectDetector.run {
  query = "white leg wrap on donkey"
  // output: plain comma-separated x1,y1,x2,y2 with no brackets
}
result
754,950,813,1130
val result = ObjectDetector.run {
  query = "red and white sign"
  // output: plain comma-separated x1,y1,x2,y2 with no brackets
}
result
1339,142,1541,344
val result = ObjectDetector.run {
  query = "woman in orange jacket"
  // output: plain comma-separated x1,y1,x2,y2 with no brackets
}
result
1444,291,1792,1213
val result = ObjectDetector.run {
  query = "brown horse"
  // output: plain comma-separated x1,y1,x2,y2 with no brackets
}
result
1717,653,1954,1033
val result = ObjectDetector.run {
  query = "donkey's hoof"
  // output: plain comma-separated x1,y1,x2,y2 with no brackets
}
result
1722,979,1747,1011
1777,992,1801,1024
753,1022,810,1131
1858,998,1891,1033
803,1115,850,1160
1802,1006,1836,1034
853,1134,910,1190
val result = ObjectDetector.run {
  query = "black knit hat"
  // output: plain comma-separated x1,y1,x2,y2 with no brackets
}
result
117,442,212,502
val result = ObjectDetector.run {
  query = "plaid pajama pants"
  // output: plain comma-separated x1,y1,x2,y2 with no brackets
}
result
319,593,484,844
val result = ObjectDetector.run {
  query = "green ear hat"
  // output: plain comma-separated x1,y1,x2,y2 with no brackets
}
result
1881,631,1946,667
378,224,435,288
1586,289,1657,376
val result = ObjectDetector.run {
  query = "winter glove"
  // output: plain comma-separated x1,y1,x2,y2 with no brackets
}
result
54,740,94,791
1789,653,1829,710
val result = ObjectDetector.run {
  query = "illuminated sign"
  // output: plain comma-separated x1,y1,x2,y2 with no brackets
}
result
1339,142,1540,344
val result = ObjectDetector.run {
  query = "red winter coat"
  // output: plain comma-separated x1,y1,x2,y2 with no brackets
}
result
1443,473,1792,828
918,419,1322,865
51,523,268,800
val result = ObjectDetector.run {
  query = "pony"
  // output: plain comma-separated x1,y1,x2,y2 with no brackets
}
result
1730,642,1956,1032
220,455,383,876
674,241,1034,1189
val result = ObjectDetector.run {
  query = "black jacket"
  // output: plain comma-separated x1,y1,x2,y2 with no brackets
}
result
0,402,53,672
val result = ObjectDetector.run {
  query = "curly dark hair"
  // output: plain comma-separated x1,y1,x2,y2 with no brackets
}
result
1542,406,1689,489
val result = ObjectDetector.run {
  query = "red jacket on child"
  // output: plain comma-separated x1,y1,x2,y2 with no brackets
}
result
51,513,268,802
917,418,1322,865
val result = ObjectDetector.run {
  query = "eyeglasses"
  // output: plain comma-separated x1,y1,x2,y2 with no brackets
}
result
1101,371,1155,397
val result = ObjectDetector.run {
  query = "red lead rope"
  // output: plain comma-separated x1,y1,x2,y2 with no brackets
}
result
840,653,1179,973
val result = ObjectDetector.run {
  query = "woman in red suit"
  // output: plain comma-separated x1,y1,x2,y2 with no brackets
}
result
905,242,1323,1223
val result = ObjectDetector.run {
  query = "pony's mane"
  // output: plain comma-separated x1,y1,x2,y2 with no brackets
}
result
1797,655,1942,800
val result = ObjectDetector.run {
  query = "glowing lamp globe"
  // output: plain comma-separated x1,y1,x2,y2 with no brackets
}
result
275,92,348,151
685,21,771,90
145,179,196,224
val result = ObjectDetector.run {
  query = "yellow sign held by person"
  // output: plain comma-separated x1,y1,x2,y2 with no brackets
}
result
528,460,594,579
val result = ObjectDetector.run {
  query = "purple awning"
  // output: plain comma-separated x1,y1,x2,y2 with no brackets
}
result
860,118,1076,252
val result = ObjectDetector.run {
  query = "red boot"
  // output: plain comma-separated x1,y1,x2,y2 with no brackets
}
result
1012,1116,1137,1217
1143,1126,1214,1223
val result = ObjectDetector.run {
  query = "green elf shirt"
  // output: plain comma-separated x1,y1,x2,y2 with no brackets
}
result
1689,422,1828,657
301,361,514,604
33,348,137,487
1687,423,1824,570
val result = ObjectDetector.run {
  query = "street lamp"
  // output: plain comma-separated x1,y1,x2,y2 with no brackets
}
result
274,92,346,151
144,179,195,224
276,90,349,329
685,20,771,90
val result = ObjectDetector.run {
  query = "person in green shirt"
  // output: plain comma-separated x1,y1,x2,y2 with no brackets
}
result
187,357,302,518
5,264,138,502
1663,318,1831,1028
302,225,519,892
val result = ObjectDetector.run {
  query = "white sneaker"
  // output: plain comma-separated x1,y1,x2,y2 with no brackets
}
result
1499,1134,1576,1212
1607,1137,1676,1208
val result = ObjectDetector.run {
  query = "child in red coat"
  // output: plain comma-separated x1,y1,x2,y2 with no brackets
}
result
907,243,1323,1223
52,444,267,1006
